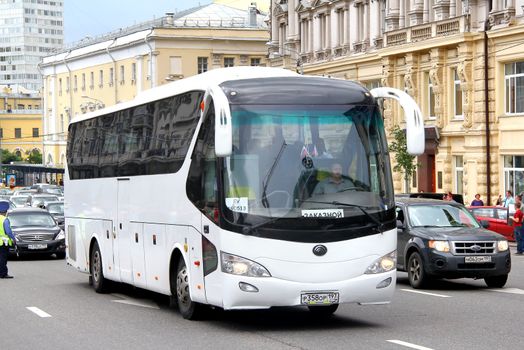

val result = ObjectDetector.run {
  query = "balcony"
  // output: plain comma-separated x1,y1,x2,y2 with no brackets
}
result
384,15,468,48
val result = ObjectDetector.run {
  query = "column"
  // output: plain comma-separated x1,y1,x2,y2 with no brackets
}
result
288,0,296,39
450,0,456,17
423,0,429,22
325,12,331,50
343,7,349,45
363,1,369,42
314,15,321,52
271,7,279,46
331,8,339,48
349,2,358,47
309,17,314,52
370,0,378,42
399,0,405,27
300,20,305,52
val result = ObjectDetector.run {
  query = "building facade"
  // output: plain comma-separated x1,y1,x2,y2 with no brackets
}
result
40,2,269,168
0,85,43,157
269,0,524,204
0,0,64,91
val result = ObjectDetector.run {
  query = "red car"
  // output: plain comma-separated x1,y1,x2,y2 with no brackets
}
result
468,206,514,241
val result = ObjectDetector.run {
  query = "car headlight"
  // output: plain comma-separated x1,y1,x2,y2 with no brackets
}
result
55,230,65,240
429,240,450,252
497,240,509,252
220,252,271,277
365,251,397,274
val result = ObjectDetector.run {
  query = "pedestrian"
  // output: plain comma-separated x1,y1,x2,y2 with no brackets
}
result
503,190,515,208
495,194,503,206
443,191,455,202
0,201,15,279
510,202,523,255
470,194,484,206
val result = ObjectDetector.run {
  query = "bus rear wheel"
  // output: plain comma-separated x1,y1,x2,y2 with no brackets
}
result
90,241,109,293
176,257,203,320
307,304,339,316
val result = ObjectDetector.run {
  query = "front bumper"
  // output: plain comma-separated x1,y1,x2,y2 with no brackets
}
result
425,249,511,278
220,270,396,310
9,239,66,255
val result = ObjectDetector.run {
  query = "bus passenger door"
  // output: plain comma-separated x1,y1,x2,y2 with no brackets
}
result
116,178,133,283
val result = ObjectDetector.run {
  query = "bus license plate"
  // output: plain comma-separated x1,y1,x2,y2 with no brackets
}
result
301,292,339,305
28,244,47,250
465,256,492,263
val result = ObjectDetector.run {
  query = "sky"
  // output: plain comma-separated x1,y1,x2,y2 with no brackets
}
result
64,0,210,44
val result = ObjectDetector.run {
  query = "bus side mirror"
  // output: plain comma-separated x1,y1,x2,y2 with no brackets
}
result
370,87,425,156
205,87,232,157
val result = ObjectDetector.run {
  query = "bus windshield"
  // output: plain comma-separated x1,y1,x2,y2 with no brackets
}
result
222,104,393,227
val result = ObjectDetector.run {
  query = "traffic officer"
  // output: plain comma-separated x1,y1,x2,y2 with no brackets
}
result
0,201,15,279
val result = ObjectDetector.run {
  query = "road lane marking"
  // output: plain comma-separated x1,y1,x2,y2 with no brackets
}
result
400,289,451,298
26,307,52,318
387,340,434,350
111,293,160,309
487,288,524,295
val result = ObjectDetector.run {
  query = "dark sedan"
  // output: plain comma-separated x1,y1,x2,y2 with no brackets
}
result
7,208,65,258
46,201,64,230
395,198,511,289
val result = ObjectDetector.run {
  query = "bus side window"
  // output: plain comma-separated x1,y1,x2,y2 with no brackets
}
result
186,103,217,221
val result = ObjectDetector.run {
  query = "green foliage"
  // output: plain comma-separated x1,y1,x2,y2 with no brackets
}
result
26,149,42,164
388,125,420,184
0,149,23,164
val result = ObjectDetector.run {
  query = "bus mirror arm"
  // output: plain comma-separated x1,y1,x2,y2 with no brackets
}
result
204,87,233,157
370,87,425,156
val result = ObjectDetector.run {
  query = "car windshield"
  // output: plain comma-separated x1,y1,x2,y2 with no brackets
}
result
10,196,28,205
33,196,58,203
47,203,64,215
9,212,56,228
222,104,393,224
409,204,480,228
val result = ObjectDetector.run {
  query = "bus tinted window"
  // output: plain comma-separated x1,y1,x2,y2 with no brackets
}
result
67,91,204,179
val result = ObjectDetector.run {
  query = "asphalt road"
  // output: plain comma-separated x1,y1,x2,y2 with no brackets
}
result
2,247,523,350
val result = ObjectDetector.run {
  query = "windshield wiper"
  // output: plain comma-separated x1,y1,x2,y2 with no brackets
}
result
242,216,284,235
261,141,286,208
299,200,384,231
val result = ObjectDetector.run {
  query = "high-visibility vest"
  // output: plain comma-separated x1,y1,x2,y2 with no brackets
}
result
0,216,12,246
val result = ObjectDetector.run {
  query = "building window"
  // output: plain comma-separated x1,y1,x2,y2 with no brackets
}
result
503,155,524,197
505,62,524,114
0,128,3,138
99,70,103,87
170,56,182,76
81,73,86,91
33,128,39,137
73,75,78,92
454,155,464,194
250,58,261,66
131,63,136,82
58,78,62,96
454,69,463,119
15,128,21,138
66,76,70,93
109,67,114,86
224,57,234,68
90,72,94,89
119,65,125,84
428,73,435,119
197,57,208,74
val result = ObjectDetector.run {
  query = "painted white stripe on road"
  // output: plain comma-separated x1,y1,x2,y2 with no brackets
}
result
400,289,451,298
26,307,52,318
487,288,524,295
111,293,160,309
387,340,435,350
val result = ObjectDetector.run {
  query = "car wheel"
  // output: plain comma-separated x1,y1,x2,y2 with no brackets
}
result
408,252,428,289
90,241,109,293
176,257,203,320
307,304,339,316
484,274,508,288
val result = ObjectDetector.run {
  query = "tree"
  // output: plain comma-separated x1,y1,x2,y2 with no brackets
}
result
388,125,420,192
0,149,23,164
26,149,42,164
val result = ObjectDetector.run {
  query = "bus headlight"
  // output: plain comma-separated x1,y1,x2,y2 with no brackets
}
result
220,252,271,277
365,251,397,274
428,240,450,252
497,240,509,252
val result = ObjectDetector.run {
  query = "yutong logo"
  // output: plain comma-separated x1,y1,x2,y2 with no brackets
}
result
313,245,327,256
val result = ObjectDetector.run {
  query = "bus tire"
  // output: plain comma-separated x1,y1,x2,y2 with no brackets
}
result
90,241,109,293
176,257,203,320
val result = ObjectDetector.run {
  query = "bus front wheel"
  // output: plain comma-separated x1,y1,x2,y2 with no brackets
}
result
90,241,109,293
176,257,203,320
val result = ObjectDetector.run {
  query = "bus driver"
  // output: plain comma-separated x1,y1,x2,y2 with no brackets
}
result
313,162,355,195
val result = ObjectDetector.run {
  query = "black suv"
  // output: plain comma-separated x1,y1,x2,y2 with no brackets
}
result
395,198,511,288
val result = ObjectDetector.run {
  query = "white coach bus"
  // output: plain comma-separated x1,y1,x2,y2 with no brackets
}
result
65,67,424,319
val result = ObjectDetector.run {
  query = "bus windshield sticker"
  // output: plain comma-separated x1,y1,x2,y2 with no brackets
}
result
301,209,344,219
225,197,249,213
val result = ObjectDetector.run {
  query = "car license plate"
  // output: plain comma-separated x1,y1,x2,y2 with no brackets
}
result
28,243,47,250
301,292,339,305
465,256,492,263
